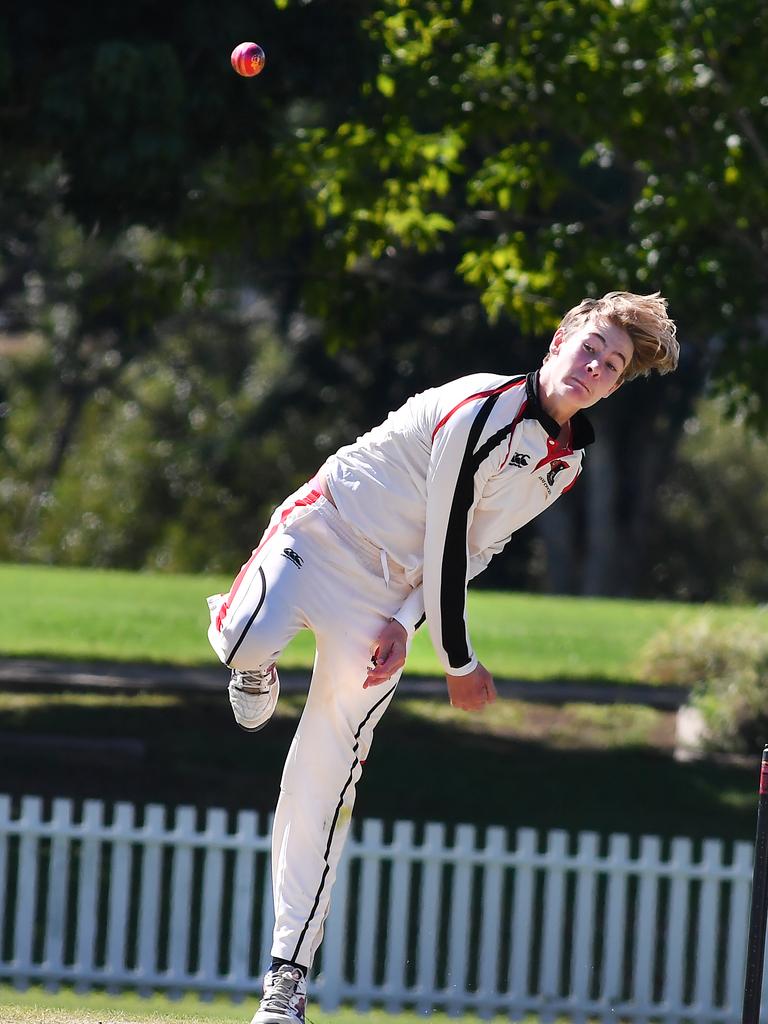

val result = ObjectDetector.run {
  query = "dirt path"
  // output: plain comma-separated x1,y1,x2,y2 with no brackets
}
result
0,656,687,708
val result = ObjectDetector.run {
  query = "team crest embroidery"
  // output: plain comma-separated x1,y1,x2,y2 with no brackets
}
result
281,548,304,569
546,460,569,486
508,452,530,468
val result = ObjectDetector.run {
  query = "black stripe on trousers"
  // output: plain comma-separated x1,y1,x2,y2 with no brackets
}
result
290,682,397,965
225,566,267,667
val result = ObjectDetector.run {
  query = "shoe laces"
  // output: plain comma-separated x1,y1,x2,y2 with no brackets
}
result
231,665,276,695
263,966,305,1017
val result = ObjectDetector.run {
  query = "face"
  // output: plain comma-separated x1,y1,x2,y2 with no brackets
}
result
545,315,634,412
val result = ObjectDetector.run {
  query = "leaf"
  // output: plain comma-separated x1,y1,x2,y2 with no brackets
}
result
376,73,396,97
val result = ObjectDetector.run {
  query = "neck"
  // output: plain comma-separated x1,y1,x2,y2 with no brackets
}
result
537,365,577,426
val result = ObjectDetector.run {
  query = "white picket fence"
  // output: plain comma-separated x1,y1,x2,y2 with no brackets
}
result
0,793,759,1021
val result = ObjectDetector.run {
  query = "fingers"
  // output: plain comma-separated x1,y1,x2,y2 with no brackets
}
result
449,688,487,711
363,619,409,688
364,639,406,687
364,647,406,686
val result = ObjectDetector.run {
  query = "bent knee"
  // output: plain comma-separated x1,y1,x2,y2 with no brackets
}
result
208,620,270,670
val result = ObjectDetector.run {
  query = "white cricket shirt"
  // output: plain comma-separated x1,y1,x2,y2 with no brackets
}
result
323,371,593,676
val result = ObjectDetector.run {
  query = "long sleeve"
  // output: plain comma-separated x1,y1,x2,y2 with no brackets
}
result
392,586,426,635
392,536,510,639
422,398,504,674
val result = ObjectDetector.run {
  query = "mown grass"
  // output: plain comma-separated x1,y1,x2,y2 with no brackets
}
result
0,984,513,1024
0,563,763,843
1,562,763,684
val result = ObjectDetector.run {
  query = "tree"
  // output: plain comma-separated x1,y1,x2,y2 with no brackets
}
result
248,0,768,593
645,395,768,603
2,1,767,591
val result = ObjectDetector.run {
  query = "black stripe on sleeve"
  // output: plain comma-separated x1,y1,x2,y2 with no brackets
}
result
438,391,527,670
473,418,522,469
439,393,501,669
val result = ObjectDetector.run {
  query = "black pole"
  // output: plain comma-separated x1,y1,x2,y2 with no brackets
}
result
743,745,768,1024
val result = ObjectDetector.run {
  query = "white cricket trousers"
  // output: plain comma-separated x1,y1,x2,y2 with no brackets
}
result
207,480,413,969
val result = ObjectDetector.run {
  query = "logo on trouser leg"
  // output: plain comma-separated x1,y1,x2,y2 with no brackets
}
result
281,548,304,569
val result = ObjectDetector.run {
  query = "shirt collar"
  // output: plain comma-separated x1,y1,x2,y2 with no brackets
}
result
524,370,595,449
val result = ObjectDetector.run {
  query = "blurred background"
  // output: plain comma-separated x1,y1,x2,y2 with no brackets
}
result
1,0,767,602
2,2,768,1018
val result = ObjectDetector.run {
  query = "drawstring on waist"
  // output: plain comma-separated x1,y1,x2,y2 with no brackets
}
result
313,496,402,586
380,548,390,588
315,470,394,587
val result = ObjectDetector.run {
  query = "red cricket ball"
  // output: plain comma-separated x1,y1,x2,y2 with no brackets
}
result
231,42,266,77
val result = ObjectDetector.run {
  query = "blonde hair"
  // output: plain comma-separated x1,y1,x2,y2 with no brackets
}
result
558,291,679,381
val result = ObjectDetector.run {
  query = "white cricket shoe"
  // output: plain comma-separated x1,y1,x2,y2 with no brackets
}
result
228,665,279,732
251,965,307,1024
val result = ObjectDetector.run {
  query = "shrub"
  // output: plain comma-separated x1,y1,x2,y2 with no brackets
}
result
638,616,768,753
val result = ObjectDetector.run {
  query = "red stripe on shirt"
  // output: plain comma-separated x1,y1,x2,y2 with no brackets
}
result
215,485,322,631
431,378,526,442
533,448,574,471
532,423,573,470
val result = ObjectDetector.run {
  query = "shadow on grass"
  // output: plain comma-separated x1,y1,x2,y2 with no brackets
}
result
0,688,758,843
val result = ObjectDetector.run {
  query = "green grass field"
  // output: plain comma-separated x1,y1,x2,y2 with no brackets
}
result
0,562,763,843
0,562,762,684
0,984,510,1024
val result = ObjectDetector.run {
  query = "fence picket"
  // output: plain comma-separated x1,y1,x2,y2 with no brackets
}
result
43,799,73,976
415,822,445,1014
540,830,569,1019
569,832,599,1021
166,805,196,986
600,832,630,1020
74,800,104,980
0,790,758,1022
476,826,505,1019
12,796,43,983
354,818,383,1010
228,810,259,990
446,824,475,1015
0,794,10,964
633,836,662,1019
509,828,537,1015
104,802,135,981
693,839,723,1014
197,808,227,989
726,842,753,1021
136,805,165,986
383,820,414,1012
663,837,692,1017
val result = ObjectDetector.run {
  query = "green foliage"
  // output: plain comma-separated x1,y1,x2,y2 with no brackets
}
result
638,615,768,752
269,0,768,399
646,395,768,601
6,0,768,385
3,0,768,582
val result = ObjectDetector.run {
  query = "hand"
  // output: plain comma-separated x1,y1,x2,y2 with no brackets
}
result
364,619,408,687
446,662,496,711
